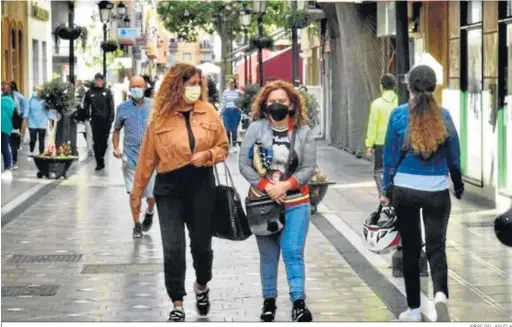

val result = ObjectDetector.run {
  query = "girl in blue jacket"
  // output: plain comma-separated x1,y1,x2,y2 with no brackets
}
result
381,65,464,322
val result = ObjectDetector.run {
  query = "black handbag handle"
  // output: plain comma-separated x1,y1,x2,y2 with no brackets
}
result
213,162,238,192
284,129,297,179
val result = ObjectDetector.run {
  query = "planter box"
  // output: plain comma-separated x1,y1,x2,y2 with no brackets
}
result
308,181,336,214
29,155,78,179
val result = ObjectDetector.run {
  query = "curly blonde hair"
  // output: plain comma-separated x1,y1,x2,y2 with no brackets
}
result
152,63,207,119
250,80,309,127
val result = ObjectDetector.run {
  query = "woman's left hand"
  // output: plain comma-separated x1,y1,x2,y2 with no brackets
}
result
379,195,390,205
267,181,291,201
191,150,212,167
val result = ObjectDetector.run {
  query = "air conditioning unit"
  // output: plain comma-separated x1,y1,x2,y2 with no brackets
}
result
377,2,396,37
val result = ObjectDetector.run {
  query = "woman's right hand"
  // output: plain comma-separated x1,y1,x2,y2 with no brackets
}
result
130,196,142,217
264,182,285,204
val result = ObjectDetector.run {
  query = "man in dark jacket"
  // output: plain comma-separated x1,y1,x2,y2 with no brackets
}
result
83,73,115,171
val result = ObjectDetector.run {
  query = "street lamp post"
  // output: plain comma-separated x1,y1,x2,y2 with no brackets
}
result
253,0,266,86
291,0,299,87
98,0,114,79
98,1,129,80
239,6,252,85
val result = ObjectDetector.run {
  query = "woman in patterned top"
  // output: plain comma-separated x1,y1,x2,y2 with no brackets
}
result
239,80,317,322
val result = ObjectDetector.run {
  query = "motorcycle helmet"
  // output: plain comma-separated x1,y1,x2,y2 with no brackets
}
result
363,206,401,254
495,209,512,247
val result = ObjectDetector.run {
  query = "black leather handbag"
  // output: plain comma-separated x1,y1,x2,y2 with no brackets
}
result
245,196,285,236
245,130,297,236
213,163,252,241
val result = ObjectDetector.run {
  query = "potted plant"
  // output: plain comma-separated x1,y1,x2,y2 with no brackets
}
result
235,83,261,116
298,89,320,128
101,40,119,52
251,36,274,50
308,168,336,214
286,9,311,29
53,24,87,54
30,79,78,179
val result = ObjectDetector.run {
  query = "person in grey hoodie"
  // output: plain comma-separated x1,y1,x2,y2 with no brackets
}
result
239,80,316,322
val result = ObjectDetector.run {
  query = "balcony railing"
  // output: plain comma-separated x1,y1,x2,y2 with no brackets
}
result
200,43,213,52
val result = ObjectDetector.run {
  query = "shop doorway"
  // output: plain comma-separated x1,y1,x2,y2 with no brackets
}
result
498,1,512,194
460,1,484,185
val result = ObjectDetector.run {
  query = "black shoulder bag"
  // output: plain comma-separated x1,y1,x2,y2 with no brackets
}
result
245,129,297,236
213,162,252,241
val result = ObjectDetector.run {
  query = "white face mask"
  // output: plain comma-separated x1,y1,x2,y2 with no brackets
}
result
184,86,201,104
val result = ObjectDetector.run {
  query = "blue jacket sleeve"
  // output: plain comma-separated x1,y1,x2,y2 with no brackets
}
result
444,110,463,191
382,110,400,196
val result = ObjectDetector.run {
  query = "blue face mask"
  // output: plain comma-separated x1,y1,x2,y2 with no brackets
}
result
130,87,144,100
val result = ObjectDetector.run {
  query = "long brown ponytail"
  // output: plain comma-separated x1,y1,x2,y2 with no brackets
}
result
407,65,447,158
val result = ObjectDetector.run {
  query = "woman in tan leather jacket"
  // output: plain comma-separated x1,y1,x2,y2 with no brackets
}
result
130,63,229,322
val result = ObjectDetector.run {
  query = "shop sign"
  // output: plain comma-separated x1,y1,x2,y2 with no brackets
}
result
32,2,50,21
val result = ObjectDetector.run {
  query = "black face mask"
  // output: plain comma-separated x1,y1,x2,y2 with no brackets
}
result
267,103,290,121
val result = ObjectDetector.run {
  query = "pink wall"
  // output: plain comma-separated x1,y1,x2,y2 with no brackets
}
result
236,49,272,88
236,48,303,88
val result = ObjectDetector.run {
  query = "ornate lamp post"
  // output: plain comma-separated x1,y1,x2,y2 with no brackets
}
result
239,6,252,85
98,0,114,78
98,1,129,80
253,0,266,86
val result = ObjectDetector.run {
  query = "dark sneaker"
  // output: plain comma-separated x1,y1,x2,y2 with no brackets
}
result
142,211,154,232
260,298,276,322
292,300,312,322
132,223,143,238
168,308,185,322
95,163,105,171
195,286,210,316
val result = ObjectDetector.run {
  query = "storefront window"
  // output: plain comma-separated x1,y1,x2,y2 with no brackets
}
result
42,41,47,82
11,28,17,84
466,0,482,24
507,1,512,17
460,0,484,184
18,30,23,92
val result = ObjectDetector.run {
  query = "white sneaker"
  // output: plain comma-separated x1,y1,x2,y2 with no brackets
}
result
398,308,422,322
1,170,13,182
12,164,19,170
434,292,450,322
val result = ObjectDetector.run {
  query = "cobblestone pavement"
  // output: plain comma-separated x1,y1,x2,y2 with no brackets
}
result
316,142,512,322
2,153,396,322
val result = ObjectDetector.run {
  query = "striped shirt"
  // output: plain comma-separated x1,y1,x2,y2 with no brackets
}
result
221,88,242,110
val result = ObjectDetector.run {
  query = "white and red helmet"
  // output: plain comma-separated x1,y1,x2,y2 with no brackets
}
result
363,206,401,254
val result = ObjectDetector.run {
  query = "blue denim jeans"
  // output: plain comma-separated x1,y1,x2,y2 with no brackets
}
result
222,107,241,146
256,203,310,302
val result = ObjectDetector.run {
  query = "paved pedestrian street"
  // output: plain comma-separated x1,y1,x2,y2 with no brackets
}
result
2,143,512,322
1,154,395,322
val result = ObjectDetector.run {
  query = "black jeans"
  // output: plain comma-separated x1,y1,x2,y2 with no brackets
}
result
373,145,384,196
392,186,451,309
29,128,47,154
10,133,20,165
91,118,112,166
154,165,216,302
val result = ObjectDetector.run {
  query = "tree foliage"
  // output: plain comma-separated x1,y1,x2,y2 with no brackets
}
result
156,0,288,42
76,23,125,71
40,79,75,114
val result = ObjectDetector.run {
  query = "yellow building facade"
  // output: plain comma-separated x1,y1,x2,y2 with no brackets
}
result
2,2,28,93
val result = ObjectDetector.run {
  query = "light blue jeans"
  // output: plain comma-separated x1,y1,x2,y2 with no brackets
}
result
256,203,310,302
